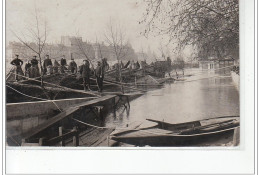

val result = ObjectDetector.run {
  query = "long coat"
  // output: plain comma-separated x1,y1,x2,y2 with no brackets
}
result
79,64,90,78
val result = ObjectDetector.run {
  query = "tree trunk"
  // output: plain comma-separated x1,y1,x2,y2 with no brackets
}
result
38,54,44,87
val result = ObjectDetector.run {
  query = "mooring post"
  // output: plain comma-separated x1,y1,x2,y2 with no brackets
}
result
107,136,109,146
233,127,240,146
59,126,65,146
21,139,26,146
39,138,44,146
73,126,79,147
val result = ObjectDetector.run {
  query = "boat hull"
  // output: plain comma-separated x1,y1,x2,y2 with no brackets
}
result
111,127,236,146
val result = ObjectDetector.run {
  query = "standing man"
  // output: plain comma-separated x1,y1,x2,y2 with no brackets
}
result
69,58,77,74
24,60,31,77
95,61,103,92
43,55,52,75
60,55,67,73
30,56,40,78
79,60,91,91
10,54,24,81
53,60,59,74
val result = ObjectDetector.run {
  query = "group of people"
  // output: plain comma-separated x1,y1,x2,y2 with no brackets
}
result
79,58,109,92
9,54,109,92
10,54,79,80
42,55,78,75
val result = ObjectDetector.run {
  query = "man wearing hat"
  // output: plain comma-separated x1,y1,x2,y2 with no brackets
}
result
43,55,53,75
95,61,103,92
95,58,109,92
69,58,77,74
24,60,31,77
60,55,67,73
30,56,40,78
10,54,24,81
79,60,91,91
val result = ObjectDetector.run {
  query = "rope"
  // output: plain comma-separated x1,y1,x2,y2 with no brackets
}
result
72,118,167,135
8,72,101,97
6,85,62,112
71,118,238,137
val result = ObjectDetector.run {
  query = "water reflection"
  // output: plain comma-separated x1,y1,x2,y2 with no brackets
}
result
105,69,239,128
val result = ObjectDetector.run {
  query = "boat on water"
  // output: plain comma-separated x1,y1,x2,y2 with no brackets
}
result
111,116,240,147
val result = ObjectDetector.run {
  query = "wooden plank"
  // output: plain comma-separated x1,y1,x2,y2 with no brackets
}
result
23,106,79,139
70,95,116,108
233,127,240,146
91,128,115,147
23,95,116,139
114,128,173,138
111,121,143,136
99,121,143,147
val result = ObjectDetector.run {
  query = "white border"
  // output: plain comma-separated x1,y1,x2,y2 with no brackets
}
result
3,0,256,174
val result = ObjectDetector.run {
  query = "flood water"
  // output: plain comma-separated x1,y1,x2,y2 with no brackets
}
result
104,68,240,128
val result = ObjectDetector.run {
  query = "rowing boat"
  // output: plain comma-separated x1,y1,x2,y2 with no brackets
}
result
111,116,240,146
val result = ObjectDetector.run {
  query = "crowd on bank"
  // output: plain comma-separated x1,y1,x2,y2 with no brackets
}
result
9,54,172,92
9,54,110,92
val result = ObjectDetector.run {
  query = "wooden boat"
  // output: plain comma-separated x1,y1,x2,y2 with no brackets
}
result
111,116,240,146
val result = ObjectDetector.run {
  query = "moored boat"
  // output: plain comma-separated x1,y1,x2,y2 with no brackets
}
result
111,116,240,147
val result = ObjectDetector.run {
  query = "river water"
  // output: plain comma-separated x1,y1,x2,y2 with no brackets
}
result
104,68,240,128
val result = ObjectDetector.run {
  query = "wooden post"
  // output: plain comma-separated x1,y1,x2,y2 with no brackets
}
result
39,138,44,146
21,139,26,146
107,136,110,147
233,127,240,146
73,126,79,147
59,126,65,146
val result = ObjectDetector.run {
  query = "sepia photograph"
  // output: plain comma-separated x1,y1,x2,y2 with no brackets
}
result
5,0,240,147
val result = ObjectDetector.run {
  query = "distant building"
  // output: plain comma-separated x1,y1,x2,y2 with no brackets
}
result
6,36,139,64
198,59,216,70
198,57,235,74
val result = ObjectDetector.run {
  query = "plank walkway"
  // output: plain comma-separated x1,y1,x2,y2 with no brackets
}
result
23,95,116,139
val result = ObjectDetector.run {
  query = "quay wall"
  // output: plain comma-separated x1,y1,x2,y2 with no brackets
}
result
231,71,240,92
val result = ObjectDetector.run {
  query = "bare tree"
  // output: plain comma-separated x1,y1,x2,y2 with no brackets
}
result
140,0,239,60
11,7,48,85
73,35,96,68
104,19,129,92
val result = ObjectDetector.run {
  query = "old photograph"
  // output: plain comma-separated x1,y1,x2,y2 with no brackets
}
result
6,0,240,147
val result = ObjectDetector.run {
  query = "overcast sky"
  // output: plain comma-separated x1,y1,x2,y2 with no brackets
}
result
6,0,176,56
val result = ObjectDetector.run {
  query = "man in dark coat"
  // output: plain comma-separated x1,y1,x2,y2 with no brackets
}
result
60,55,67,66
60,55,67,73
24,60,31,77
69,58,77,74
30,56,40,78
136,61,140,69
43,55,52,75
79,60,91,91
95,61,103,92
10,54,24,81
